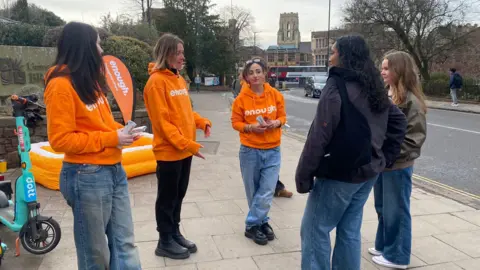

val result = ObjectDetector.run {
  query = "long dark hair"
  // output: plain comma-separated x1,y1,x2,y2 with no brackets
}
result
335,35,390,113
45,22,108,105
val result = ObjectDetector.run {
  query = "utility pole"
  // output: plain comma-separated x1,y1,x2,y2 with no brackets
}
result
195,0,200,76
253,31,259,55
326,0,331,69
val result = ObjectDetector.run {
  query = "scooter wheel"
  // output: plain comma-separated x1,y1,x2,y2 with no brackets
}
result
20,218,61,255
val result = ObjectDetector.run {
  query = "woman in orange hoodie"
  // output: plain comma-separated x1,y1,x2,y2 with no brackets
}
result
143,33,212,260
44,22,141,269
231,57,287,245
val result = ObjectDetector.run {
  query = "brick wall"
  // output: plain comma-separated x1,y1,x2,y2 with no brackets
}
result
0,109,152,169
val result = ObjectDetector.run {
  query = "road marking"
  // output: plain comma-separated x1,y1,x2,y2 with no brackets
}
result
413,174,480,201
428,123,480,135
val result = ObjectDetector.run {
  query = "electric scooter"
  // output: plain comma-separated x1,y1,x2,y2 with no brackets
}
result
0,238,6,266
0,94,61,257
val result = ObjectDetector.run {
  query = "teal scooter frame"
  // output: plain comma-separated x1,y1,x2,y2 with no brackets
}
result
0,94,61,257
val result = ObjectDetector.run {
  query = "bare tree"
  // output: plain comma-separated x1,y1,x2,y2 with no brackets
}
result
0,0,14,18
343,0,480,79
217,5,255,55
122,0,156,25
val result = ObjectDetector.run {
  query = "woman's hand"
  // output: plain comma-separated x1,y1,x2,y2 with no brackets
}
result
194,144,205,159
246,123,266,133
117,129,135,146
204,125,211,138
264,118,281,129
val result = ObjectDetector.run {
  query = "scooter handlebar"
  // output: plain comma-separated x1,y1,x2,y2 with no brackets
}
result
11,94,45,109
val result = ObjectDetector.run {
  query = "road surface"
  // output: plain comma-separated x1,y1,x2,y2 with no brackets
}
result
283,88,480,196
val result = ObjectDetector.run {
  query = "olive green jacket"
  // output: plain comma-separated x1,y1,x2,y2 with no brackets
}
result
387,92,427,170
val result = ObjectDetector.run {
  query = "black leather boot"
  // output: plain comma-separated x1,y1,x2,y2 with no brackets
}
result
173,225,197,253
155,232,190,259
245,226,268,245
261,223,275,241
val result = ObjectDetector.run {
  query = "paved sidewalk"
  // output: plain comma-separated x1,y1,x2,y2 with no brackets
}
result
2,92,480,269
426,100,480,114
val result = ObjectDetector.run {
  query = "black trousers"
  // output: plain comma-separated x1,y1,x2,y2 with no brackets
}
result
155,156,192,233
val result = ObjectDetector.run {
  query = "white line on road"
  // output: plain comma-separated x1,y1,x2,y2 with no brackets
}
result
428,123,480,135
285,91,480,135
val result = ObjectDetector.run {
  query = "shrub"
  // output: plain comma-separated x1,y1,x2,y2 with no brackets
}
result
0,23,48,46
42,26,111,47
101,36,153,93
422,73,480,101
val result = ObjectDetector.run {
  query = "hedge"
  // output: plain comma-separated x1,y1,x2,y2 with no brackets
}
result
42,26,111,47
422,73,480,101
0,23,47,46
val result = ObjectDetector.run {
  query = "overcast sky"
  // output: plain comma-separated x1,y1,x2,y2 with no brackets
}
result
29,0,347,49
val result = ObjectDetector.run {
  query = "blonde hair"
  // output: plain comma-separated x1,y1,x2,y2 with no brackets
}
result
153,33,184,70
384,51,427,113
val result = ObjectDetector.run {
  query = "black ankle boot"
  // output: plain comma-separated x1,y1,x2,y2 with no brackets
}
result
155,233,190,259
173,225,197,253
261,223,275,241
245,226,268,245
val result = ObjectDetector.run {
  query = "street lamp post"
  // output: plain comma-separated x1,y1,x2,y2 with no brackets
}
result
326,0,331,69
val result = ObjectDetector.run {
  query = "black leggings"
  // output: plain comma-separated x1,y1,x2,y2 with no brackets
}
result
155,157,192,233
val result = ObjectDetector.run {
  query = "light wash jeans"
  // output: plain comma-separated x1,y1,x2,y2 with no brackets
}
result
374,166,414,265
239,145,281,229
60,162,141,270
450,88,459,104
301,177,377,270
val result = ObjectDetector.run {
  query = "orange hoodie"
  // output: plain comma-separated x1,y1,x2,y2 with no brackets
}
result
43,67,123,165
231,83,287,149
143,63,212,161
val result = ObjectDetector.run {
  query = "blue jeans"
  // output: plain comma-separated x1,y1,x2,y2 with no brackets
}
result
239,145,281,229
374,167,413,265
60,162,141,270
301,177,377,270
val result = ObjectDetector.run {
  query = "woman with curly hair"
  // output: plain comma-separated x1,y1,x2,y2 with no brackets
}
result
296,35,406,269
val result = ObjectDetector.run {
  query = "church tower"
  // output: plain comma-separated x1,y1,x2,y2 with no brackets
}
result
277,12,301,48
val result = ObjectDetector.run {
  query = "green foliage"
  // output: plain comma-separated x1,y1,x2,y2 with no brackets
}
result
42,26,111,47
101,36,153,92
0,23,47,46
28,4,65,26
155,0,236,80
41,26,63,47
4,1,64,26
100,14,159,45
10,0,29,23
423,73,480,101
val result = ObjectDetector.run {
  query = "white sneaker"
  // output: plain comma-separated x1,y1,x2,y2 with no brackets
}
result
368,247,382,256
452,103,459,107
372,255,407,269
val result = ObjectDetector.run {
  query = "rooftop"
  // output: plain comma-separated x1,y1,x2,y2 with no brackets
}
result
267,44,298,50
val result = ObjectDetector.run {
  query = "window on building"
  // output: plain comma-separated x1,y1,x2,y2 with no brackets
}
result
277,53,285,62
287,31,291,38
288,53,295,62
316,39,319,49
287,23,291,30
268,54,275,62
319,38,327,48
315,54,327,66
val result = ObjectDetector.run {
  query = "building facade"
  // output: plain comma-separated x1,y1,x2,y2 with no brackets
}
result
311,29,346,67
266,13,312,67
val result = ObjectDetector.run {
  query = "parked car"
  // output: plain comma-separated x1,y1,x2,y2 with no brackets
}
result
304,74,328,98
